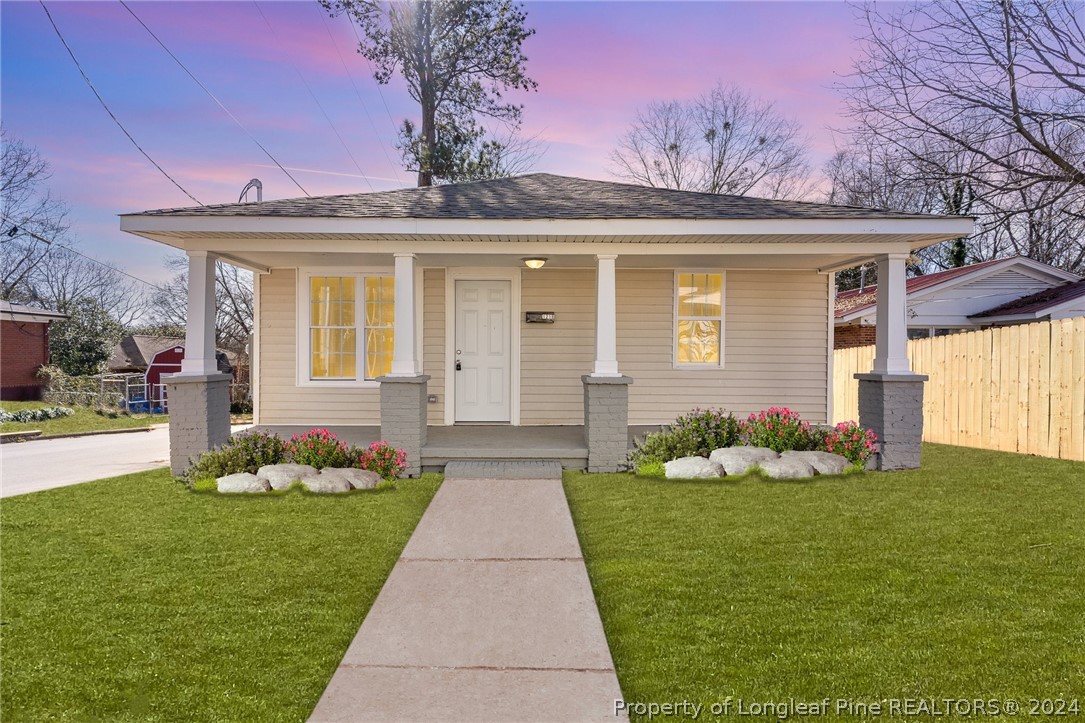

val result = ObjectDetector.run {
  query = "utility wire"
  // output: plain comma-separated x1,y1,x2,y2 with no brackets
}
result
1,219,158,289
314,2,403,185
253,1,375,192
39,1,203,206
118,0,311,199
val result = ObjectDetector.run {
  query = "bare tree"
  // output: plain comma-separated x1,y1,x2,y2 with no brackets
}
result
1,129,69,299
150,254,253,360
611,83,814,200
840,0,1085,272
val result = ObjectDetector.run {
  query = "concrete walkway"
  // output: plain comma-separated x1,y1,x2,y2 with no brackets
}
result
309,462,625,722
0,425,251,498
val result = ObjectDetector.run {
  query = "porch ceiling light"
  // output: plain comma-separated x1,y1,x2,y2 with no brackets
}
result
522,257,547,269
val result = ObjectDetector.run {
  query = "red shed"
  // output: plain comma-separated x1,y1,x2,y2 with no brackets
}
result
145,345,185,408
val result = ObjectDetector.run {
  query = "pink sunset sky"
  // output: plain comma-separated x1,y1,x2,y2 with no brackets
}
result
2,1,863,285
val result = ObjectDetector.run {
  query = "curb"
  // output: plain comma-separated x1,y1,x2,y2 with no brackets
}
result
0,426,160,444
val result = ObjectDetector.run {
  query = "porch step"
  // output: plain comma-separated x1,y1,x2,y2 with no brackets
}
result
443,460,563,480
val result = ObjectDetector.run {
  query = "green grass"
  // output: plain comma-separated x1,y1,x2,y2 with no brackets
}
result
565,444,1085,721
0,470,441,721
0,401,164,437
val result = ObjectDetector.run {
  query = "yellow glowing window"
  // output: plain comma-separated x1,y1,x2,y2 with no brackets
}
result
676,273,723,365
308,275,394,381
310,276,357,379
364,276,395,379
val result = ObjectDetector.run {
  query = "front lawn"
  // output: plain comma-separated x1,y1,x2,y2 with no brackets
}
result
565,444,1085,720
0,400,164,437
0,470,441,721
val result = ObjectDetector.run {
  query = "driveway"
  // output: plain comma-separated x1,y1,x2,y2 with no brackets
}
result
0,425,250,498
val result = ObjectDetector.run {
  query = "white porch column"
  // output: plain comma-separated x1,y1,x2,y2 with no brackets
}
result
592,254,620,377
872,252,912,374
180,250,219,374
390,252,420,376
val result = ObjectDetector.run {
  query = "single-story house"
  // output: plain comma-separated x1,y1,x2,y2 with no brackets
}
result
835,256,1080,349
119,174,973,474
108,334,234,376
1,300,68,401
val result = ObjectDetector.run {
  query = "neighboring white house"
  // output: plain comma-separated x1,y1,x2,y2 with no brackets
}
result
119,173,973,473
834,256,1081,349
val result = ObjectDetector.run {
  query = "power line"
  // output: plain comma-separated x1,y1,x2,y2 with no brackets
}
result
118,0,311,199
39,1,203,206
252,1,375,192
314,2,403,185
1,218,158,289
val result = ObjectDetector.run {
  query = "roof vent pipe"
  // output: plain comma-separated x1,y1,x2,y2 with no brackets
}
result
858,264,868,293
239,178,263,203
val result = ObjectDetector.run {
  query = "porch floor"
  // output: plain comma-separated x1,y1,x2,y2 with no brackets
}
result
252,424,661,471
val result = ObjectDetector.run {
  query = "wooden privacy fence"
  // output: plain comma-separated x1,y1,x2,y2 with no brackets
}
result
833,317,1085,461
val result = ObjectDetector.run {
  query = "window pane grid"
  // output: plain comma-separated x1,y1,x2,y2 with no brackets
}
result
307,274,395,383
310,276,358,380
363,277,395,380
676,273,723,366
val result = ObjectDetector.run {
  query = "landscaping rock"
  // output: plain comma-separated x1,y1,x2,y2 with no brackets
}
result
781,450,851,476
756,456,816,479
256,463,319,491
302,473,353,494
664,456,724,479
216,473,271,493
319,467,383,490
708,446,779,475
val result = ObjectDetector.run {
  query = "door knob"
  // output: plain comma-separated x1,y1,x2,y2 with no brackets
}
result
455,361,462,371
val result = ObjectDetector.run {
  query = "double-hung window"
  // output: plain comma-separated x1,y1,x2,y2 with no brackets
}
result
305,273,394,383
675,272,724,366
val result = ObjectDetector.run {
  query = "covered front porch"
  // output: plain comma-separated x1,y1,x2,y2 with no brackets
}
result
119,174,974,476
251,424,663,472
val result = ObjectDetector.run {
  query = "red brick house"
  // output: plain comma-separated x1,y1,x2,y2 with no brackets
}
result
1,300,68,401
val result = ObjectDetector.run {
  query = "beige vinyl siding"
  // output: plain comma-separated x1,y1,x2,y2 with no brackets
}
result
257,266,829,427
619,269,830,424
423,268,445,424
521,269,595,424
256,268,381,425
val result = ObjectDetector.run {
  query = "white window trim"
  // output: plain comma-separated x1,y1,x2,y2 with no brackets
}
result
672,269,726,370
294,266,423,388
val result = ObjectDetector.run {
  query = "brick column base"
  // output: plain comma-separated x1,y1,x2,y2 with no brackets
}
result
163,372,232,476
855,372,928,471
379,375,430,477
582,375,633,473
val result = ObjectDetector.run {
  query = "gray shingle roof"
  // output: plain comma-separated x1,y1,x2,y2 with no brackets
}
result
127,173,955,221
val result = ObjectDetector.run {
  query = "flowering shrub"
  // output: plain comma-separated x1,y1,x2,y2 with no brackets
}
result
628,408,740,469
740,407,815,452
184,429,287,487
821,421,877,468
0,406,75,424
354,441,407,480
286,428,350,469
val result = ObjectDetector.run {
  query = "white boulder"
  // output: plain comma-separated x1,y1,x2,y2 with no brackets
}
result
256,463,319,491
302,473,353,494
781,450,851,476
319,468,383,490
708,446,779,475
216,473,271,493
664,456,724,479
756,456,816,479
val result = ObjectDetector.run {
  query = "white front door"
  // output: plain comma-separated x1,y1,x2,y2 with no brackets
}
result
455,279,512,422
